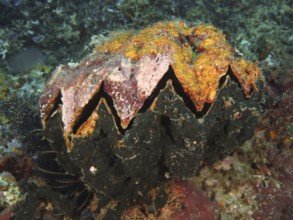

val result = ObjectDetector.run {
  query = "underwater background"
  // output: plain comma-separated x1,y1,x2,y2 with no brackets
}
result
0,0,292,219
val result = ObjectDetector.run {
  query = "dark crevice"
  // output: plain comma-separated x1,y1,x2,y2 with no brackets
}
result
227,65,242,87
70,82,125,135
167,67,212,118
71,66,237,135
160,115,174,142
227,65,253,96
72,88,103,134
171,67,229,118
139,66,226,118
139,67,171,113
226,65,246,93
219,73,228,88
45,91,62,121
101,87,126,134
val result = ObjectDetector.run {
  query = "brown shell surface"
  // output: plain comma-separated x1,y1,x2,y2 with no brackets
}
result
40,21,261,150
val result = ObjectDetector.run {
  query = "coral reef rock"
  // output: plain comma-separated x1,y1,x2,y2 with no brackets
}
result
40,21,265,215
122,179,218,220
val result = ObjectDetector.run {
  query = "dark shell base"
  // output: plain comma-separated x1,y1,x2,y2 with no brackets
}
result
43,71,264,216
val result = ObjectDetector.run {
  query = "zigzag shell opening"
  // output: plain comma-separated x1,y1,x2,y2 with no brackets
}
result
39,21,261,151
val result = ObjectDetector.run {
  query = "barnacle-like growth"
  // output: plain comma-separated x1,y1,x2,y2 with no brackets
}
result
40,21,261,152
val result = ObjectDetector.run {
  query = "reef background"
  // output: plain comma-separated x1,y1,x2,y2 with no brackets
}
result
0,0,292,219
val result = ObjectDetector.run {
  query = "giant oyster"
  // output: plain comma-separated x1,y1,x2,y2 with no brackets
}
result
39,21,264,217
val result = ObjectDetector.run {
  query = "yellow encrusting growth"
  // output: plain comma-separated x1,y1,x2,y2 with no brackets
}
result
96,20,261,111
